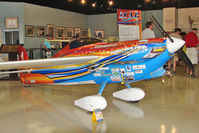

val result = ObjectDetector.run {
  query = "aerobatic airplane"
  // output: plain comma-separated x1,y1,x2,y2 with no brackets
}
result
0,14,192,111
0,36,185,111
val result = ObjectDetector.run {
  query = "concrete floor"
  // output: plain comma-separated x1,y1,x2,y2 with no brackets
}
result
0,66,199,133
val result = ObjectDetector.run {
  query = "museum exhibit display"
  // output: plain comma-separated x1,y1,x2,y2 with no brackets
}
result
25,25,35,37
0,0,199,132
36,26,46,37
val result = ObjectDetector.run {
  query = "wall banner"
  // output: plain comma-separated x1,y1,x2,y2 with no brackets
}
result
117,9,142,25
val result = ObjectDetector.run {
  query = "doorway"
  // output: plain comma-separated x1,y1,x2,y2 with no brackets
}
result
4,30,19,44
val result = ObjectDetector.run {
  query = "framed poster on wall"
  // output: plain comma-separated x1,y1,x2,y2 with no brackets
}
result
94,30,104,39
5,17,18,29
47,24,55,38
66,27,74,38
82,29,88,37
56,26,65,39
74,27,81,38
36,26,45,37
25,25,35,37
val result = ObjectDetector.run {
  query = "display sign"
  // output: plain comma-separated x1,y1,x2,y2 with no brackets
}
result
117,9,141,24
119,25,140,41
118,9,142,41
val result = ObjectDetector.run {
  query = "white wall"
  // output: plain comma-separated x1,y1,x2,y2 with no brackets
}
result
0,2,24,44
88,13,118,38
24,3,88,48
178,7,199,32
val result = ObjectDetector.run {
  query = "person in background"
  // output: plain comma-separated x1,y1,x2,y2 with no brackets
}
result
44,34,52,58
142,21,155,39
180,32,186,52
185,28,199,77
168,28,182,74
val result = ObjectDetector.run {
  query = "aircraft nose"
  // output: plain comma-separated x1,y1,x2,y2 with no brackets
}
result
166,37,185,53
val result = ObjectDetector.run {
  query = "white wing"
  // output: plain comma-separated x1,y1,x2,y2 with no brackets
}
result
0,56,98,70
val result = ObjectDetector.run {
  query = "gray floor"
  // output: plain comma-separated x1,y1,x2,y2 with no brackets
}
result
0,66,199,133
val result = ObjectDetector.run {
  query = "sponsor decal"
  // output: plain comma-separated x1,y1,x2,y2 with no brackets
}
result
111,76,122,81
112,71,120,76
93,73,101,76
135,70,143,74
30,80,35,83
120,68,126,75
133,45,147,50
126,65,132,71
111,68,120,72
127,72,135,76
123,76,134,81
132,65,146,70
99,67,109,70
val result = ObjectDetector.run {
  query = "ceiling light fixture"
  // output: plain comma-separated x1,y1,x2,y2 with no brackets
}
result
81,0,86,5
92,2,96,7
108,0,114,6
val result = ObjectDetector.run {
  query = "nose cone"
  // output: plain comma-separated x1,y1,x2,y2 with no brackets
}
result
166,37,185,53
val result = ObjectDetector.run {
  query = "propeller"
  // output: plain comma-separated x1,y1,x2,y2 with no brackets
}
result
150,13,194,73
176,48,194,72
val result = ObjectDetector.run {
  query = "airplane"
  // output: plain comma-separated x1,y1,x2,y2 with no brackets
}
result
0,14,192,112
0,36,185,111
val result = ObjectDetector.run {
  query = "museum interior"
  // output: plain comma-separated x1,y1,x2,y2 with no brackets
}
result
0,0,199,133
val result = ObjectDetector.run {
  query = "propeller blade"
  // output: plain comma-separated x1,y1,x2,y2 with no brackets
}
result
150,13,174,43
176,49,194,72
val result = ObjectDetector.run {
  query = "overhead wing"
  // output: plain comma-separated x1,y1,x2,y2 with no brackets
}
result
0,56,99,70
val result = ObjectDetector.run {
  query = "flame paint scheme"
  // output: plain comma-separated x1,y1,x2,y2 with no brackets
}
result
21,38,169,85
1,37,185,111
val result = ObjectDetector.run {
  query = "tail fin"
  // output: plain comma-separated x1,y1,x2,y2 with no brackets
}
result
17,45,29,60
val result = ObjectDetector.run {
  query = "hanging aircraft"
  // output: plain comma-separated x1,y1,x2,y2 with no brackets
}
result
0,15,193,112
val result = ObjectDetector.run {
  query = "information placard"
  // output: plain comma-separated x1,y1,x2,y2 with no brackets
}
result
119,25,140,41
117,9,142,41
